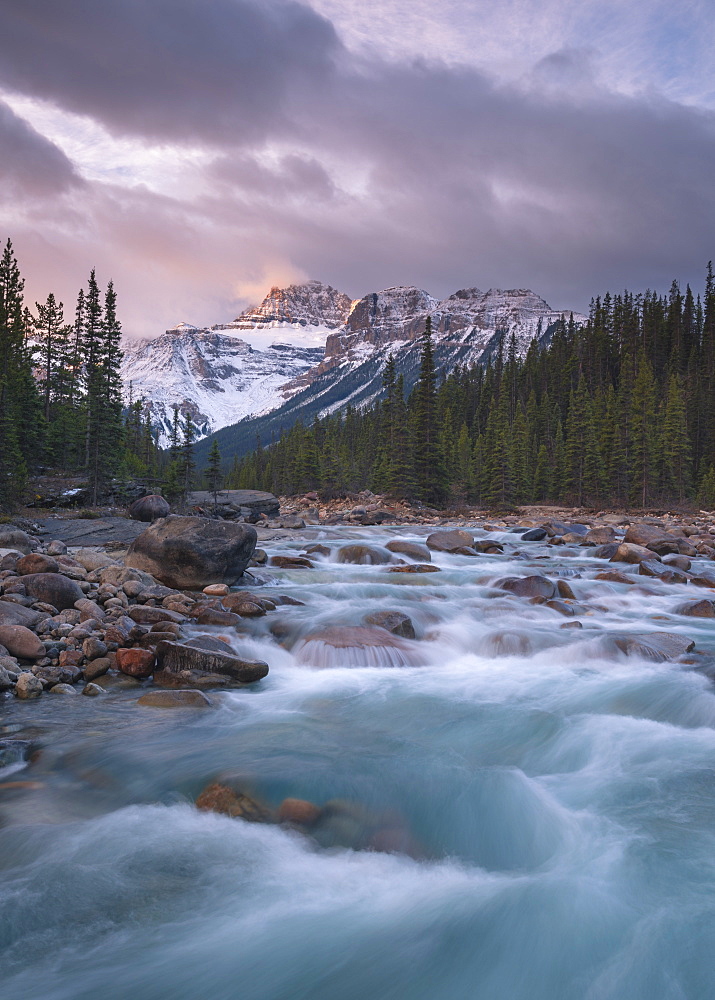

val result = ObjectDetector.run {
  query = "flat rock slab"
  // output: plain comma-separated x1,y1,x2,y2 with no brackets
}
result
33,517,145,546
137,690,213,708
187,490,279,515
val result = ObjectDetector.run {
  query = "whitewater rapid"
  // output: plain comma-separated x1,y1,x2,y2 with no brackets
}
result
1,525,715,999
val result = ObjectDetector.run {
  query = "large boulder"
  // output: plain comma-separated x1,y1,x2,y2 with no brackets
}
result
128,494,171,522
125,515,257,589
610,543,658,565
19,573,84,610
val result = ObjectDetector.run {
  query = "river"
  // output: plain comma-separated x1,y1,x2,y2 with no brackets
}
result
2,524,715,999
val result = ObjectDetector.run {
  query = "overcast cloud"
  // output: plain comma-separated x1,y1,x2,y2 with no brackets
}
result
1,0,714,335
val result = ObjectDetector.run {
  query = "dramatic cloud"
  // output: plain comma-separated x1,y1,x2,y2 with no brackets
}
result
0,99,80,197
1,0,714,336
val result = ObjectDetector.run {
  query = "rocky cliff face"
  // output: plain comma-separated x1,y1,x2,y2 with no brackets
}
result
121,280,585,450
224,280,354,330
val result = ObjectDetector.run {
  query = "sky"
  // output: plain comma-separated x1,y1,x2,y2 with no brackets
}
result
1,0,714,337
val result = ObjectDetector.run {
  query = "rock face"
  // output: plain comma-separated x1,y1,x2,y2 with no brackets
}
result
128,495,170,522
125,516,257,589
17,573,84,611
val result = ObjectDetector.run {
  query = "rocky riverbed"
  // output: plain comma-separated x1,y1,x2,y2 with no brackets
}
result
1,509,715,998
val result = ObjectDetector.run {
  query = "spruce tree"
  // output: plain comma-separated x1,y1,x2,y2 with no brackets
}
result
412,317,446,503
205,439,223,505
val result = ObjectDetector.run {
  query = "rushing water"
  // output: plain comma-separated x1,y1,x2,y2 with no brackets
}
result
2,525,715,1000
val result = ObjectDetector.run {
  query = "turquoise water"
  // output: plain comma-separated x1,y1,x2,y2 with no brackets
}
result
1,526,715,999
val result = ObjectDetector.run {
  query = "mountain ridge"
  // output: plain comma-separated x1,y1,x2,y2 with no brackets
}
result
121,279,585,452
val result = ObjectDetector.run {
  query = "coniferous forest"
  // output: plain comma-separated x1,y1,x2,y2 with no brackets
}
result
0,238,159,509
231,267,715,509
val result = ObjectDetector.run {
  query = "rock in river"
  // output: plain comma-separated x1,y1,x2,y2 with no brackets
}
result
336,545,391,565
426,529,475,553
125,515,256,589
294,626,421,668
155,640,268,684
137,690,212,708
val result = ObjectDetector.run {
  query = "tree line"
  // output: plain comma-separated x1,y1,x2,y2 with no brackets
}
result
229,266,715,509
0,238,161,508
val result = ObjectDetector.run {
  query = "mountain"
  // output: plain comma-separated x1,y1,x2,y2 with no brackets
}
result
121,279,585,457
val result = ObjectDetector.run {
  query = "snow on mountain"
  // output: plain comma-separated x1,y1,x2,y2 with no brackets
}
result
121,279,585,450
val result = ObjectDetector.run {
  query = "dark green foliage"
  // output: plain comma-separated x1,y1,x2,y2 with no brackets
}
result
205,439,223,504
229,265,715,509
0,236,164,510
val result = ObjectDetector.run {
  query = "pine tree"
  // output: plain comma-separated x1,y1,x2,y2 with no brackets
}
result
181,412,196,496
412,317,446,503
205,439,223,505
660,374,691,502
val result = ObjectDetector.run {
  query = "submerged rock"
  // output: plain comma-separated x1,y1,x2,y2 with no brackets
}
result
336,544,391,565
612,632,695,662
294,625,420,668
137,690,212,708
195,782,271,822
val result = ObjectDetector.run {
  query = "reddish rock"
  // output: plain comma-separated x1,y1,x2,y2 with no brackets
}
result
673,599,715,618
116,647,156,677
269,555,314,569
624,524,670,546
59,648,84,668
278,797,322,826
336,544,391,565
137,690,212,708
294,626,420,668
16,553,59,575
195,782,270,821
203,584,230,596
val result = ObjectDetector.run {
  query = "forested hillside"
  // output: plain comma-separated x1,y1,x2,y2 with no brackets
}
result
230,269,715,509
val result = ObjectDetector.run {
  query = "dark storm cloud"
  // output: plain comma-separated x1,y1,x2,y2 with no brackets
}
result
0,0,341,145
2,0,715,330
0,99,80,196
